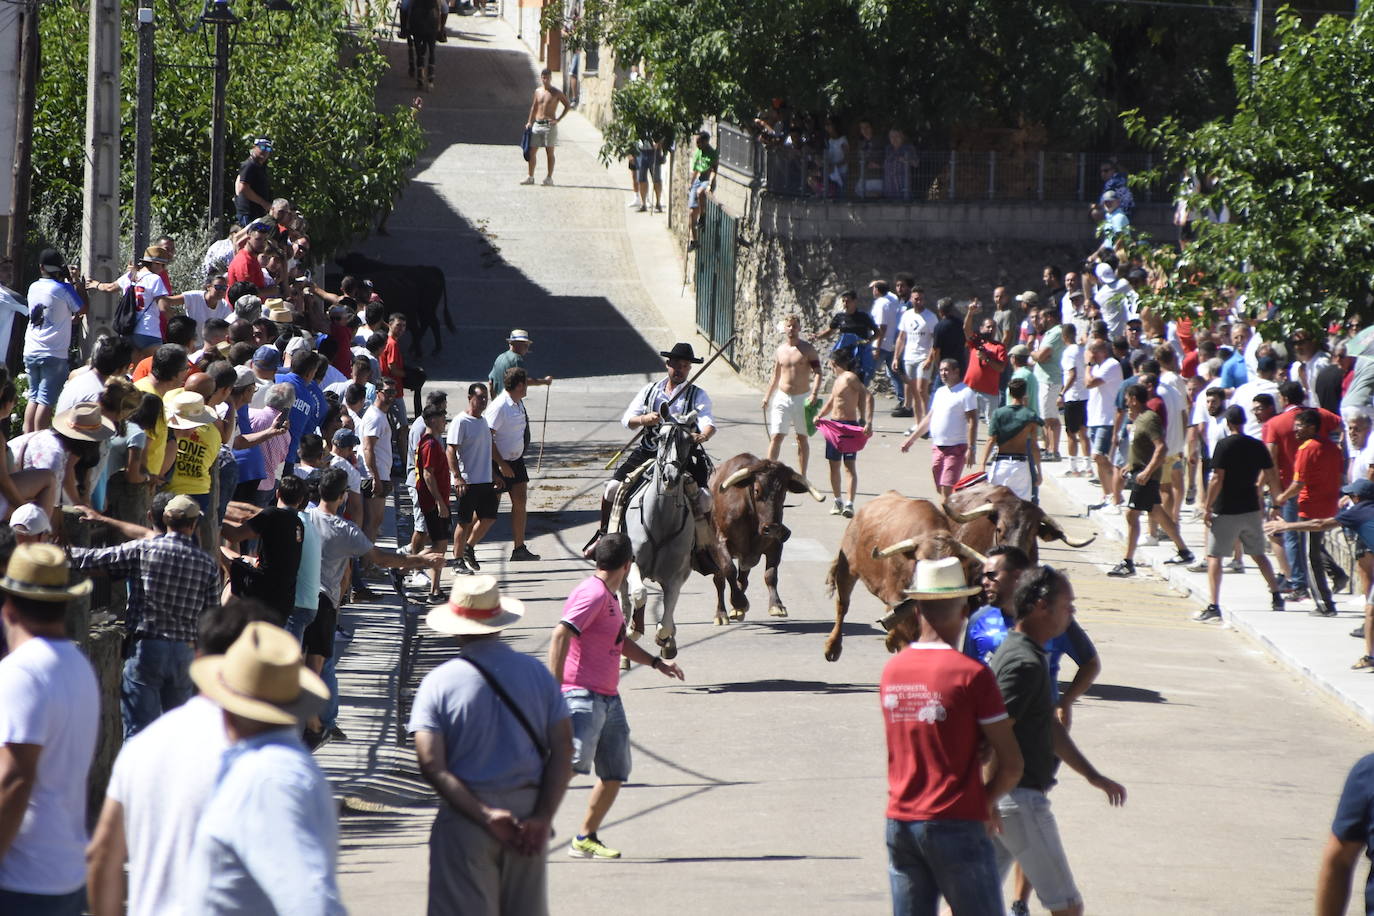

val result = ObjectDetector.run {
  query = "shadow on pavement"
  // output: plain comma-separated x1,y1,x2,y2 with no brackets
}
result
1082,682,1166,703
677,678,877,696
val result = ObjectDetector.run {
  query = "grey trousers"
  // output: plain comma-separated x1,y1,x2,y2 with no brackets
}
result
427,801,547,916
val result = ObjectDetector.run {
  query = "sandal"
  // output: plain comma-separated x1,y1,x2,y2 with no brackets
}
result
1353,656,1374,671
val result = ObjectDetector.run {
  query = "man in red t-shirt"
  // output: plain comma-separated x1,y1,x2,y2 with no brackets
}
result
1262,381,1342,598
225,222,278,296
414,405,453,601
1276,408,1345,616
879,558,1023,914
378,313,408,406
961,300,1008,438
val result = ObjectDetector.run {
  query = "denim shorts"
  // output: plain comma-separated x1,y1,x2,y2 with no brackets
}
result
886,818,1002,916
1088,424,1114,456
688,177,709,209
23,355,68,407
564,687,631,781
993,787,1082,912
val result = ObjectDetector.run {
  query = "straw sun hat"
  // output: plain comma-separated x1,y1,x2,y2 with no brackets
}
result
190,621,329,726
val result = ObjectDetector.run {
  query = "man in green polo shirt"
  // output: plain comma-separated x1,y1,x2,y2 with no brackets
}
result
487,329,553,397
686,131,718,252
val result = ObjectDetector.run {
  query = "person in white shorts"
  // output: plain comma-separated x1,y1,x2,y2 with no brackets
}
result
762,314,823,478
893,288,937,426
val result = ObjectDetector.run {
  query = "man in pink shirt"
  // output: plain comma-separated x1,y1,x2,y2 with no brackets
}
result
547,532,683,860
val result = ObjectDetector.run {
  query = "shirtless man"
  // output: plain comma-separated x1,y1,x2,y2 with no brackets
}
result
762,314,823,477
980,377,1043,501
816,351,873,518
522,68,570,186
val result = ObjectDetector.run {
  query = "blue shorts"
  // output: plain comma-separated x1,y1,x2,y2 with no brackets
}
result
22,355,68,407
636,150,662,184
689,177,710,209
565,687,631,782
1089,425,1114,456
132,332,162,351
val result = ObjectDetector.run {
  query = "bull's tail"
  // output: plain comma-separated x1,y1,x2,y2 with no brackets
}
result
441,274,455,331
825,551,846,597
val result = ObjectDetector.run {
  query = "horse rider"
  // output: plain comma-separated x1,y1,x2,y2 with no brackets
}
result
585,343,717,570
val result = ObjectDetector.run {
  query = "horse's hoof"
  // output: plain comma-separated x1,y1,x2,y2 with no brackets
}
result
627,628,642,642
660,639,678,660
768,605,788,618
620,656,631,671
728,607,746,622
823,641,842,662
714,615,726,626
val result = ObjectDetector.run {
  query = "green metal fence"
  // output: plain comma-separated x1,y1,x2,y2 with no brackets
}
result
693,199,737,361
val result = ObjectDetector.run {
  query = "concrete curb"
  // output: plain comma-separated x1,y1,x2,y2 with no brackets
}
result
1044,464,1374,726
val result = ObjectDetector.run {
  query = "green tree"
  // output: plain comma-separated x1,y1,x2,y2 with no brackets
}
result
31,0,423,261
1125,7,1374,334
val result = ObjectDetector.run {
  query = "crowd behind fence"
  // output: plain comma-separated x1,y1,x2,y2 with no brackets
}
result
717,123,1169,205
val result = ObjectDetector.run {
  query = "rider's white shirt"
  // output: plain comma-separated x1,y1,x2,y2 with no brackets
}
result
622,379,715,433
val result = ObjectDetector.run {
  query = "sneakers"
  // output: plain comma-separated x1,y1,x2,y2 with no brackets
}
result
403,572,430,590
890,406,913,418
1354,656,1374,671
636,204,648,212
841,501,855,519
1185,486,1196,505
654,203,664,213
1163,550,1195,565
1330,566,1352,593
1087,501,1107,511
541,176,555,186
510,545,541,562
686,240,699,252
1140,533,1160,547
1101,503,1122,516
519,176,534,185
627,198,645,209
1271,591,1285,612
1282,589,1309,602
463,545,481,572
1010,902,1031,916
1194,604,1222,622
568,834,621,859
1227,558,1245,574
1310,606,1339,618
830,498,843,516
1187,559,1208,573
1352,625,1366,639
1107,559,1135,577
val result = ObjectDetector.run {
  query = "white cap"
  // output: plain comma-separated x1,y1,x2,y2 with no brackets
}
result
10,503,50,535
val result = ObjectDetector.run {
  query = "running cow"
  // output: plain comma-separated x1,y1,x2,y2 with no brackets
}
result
823,491,986,662
942,483,1095,563
335,252,455,355
708,454,825,625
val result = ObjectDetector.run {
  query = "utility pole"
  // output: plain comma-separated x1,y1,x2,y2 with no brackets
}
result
132,0,155,256
1252,0,1264,72
81,0,122,338
7,0,38,289
205,8,235,235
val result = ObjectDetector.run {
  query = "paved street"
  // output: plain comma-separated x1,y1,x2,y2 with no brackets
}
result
319,14,1372,914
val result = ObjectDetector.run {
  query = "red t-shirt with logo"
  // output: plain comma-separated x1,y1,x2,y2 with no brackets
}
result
1294,437,1343,519
226,247,267,291
963,339,1007,396
1263,406,1341,488
880,644,1008,822
414,432,449,511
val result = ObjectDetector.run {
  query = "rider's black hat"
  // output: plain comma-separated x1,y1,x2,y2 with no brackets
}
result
659,342,703,364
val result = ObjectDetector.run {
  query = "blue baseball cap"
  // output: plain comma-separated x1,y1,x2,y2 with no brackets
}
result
1342,479,1374,501
252,345,282,368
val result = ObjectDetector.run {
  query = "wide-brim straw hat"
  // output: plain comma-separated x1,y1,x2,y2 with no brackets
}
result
52,402,116,442
0,542,92,602
507,328,532,343
268,307,296,325
426,574,525,635
141,245,171,264
165,391,216,430
191,621,329,726
903,556,981,599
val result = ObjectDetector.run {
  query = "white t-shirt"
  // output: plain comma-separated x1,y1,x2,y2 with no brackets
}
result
55,368,106,412
0,637,99,895
447,413,493,484
1087,358,1123,427
405,415,427,488
899,308,937,363
359,404,393,481
484,391,528,462
23,278,82,360
928,382,978,447
330,453,362,494
1157,381,1187,455
1351,436,1374,484
182,290,230,336
1229,378,1279,438
1093,280,1136,339
117,269,170,339
871,294,902,351
1060,344,1087,400
106,695,227,916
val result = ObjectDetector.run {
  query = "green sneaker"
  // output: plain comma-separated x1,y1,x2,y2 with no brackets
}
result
568,834,621,859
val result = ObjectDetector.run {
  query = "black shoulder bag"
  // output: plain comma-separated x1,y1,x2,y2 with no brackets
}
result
459,653,549,762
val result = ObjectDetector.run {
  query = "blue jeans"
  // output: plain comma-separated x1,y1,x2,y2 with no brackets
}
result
1281,497,1307,589
23,355,68,407
286,604,318,642
319,621,355,730
886,818,1003,916
216,454,239,524
0,887,86,915
122,638,195,738
878,348,904,407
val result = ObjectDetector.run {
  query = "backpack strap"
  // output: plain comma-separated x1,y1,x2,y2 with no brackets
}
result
458,652,549,761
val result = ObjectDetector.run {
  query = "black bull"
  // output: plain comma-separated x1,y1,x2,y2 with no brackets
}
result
336,253,456,355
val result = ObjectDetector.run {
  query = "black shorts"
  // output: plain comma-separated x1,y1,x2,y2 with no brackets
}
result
361,478,393,499
457,482,499,522
1127,476,1162,512
421,507,455,542
302,593,337,659
498,457,529,488
1063,399,1088,434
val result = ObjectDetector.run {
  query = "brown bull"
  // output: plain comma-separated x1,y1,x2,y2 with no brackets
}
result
943,483,1095,562
822,491,986,662
708,453,825,625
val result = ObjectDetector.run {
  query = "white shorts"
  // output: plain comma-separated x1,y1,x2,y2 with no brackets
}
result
1037,380,1062,420
988,456,1033,501
530,120,558,148
903,356,933,381
768,390,809,437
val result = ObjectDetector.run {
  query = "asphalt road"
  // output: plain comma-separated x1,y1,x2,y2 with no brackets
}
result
327,14,1372,915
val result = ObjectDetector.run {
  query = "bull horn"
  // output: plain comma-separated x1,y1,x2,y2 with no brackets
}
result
718,467,755,492
793,472,826,502
942,500,996,524
951,539,989,567
1058,532,1096,548
1041,518,1096,548
873,537,918,559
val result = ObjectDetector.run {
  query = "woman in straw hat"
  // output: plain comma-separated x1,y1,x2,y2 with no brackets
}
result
182,621,344,913
9,401,114,514
88,246,174,359
0,369,61,525
409,574,573,915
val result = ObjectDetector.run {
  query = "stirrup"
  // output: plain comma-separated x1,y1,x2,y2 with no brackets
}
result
581,528,605,558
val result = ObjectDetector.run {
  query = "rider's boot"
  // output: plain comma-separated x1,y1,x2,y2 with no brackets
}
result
582,497,612,558
685,479,719,575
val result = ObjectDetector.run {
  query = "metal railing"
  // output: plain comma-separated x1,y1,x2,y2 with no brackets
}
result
721,135,1167,204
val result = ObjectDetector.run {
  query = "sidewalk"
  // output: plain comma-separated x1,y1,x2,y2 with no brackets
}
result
1044,461,1374,725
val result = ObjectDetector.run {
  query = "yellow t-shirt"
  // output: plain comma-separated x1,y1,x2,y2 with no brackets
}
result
134,377,168,479
166,420,222,496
